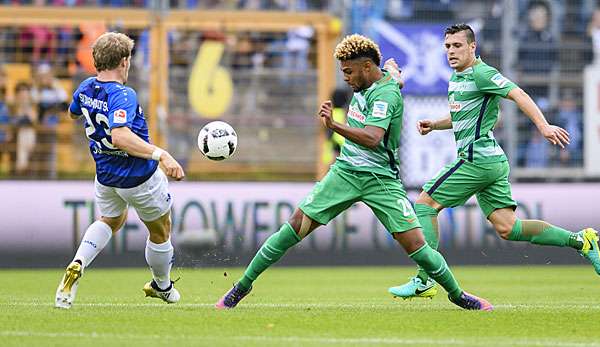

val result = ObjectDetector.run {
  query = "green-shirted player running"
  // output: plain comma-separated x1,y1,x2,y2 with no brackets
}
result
216,34,493,311
386,24,600,300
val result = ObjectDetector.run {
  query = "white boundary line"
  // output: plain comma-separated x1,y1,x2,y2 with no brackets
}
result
3,301,600,310
1,330,599,347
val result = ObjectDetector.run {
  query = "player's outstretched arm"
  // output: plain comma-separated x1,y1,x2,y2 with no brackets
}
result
111,126,185,180
417,114,452,135
506,87,570,148
318,100,384,149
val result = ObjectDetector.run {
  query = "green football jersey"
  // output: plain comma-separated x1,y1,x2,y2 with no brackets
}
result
448,57,517,163
336,71,403,178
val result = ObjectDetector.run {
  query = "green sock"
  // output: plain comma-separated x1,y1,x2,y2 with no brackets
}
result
414,204,440,283
409,244,462,300
508,219,583,249
237,223,301,291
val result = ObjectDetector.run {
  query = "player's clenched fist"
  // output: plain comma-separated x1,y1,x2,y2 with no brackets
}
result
417,119,435,135
383,58,404,89
318,100,334,129
159,152,185,180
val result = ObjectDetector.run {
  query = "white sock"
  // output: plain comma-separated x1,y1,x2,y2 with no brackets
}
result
73,221,112,268
145,238,173,290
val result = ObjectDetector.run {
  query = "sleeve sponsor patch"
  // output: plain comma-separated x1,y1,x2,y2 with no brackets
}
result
372,101,389,118
113,109,127,124
491,73,510,88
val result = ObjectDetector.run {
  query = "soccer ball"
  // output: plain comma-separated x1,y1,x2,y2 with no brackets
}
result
197,121,238,161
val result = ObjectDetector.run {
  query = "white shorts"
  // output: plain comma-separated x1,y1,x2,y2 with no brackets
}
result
95,168,172,222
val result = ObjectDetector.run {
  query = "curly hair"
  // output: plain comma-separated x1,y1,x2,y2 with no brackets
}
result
334,34,381,66
92,32,135,72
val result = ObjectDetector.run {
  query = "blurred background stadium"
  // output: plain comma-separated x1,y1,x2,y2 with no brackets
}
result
1,0,600,267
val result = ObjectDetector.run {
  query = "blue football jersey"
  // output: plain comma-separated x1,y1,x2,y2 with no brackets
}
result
69,77,158,188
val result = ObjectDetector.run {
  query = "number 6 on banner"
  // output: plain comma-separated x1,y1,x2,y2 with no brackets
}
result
188,41,234,118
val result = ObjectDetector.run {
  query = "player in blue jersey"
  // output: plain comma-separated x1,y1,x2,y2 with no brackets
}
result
55,32,185,309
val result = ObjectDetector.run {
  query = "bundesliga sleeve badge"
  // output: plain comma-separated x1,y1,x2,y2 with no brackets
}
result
113,109,127,124
372,101,388,118
491,73,510,88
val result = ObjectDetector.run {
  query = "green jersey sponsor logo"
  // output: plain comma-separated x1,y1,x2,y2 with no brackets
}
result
449,94,461,112
347,104,366,123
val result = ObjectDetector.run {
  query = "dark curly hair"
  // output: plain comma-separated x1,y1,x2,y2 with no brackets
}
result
444,23,476,43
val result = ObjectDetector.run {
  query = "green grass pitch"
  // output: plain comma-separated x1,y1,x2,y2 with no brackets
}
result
2,266,599,347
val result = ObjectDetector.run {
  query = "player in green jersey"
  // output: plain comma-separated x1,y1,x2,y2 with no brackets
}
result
386,24,600,300
216,34,493,311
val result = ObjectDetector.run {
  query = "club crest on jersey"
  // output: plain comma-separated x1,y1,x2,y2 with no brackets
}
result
491,73,510,88
448,94,461,112
347,104,366,123
372,101,388,119
113,109,127,124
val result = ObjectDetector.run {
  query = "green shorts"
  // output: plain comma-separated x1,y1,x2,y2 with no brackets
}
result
299,165,421,233
423,159,517,217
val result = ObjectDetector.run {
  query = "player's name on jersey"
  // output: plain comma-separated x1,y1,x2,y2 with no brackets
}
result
79,93,108,112
92,147,128,157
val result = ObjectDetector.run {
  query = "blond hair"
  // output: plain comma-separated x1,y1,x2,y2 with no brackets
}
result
92,32,135,72
334,34,381,66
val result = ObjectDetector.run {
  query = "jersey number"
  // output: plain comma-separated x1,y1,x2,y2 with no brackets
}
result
81,108,115,150
397,198,415,217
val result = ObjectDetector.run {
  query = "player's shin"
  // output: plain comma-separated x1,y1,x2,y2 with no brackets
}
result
145,238,174,290
508,219,583,249
409,244,462,300
414,204,440,282
237,222,301,291
73,220,113,267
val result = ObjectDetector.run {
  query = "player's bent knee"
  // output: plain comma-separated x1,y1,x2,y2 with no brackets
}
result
393,228,426,254
100,213,127,233
288,210,303,231
415,191,441,210
288,208,318,239
494,223,513,240
148,229,170,243
144,211,172,243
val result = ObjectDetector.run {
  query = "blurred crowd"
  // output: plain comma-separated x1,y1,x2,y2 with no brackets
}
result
0,0,328,9
511,0,594,168
0,63,67,177
0,0,598,179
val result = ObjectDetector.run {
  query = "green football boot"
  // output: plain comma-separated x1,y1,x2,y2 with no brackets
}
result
388,276,438,300
578,228,600,275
